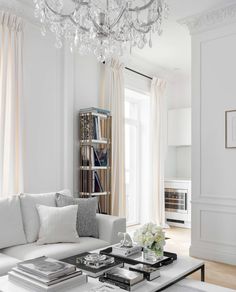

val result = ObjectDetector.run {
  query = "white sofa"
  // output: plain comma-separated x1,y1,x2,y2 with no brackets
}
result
0,192,126,276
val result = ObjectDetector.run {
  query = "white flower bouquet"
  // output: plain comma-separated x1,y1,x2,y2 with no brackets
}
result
133,222,165,260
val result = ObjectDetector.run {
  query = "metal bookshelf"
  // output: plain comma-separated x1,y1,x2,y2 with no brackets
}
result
79,108,112,214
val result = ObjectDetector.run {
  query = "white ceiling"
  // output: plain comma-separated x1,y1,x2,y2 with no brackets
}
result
132,0,236,74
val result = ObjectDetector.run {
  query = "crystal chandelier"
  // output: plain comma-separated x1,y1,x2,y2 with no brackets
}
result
33,0,169,62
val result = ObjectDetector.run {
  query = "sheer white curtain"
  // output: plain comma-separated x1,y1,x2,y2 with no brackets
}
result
100,59,126,217
0,11,24,197
149,77,167,226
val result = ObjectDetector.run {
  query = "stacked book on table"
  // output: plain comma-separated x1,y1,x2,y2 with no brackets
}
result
99,267,145,291
8,256,87,292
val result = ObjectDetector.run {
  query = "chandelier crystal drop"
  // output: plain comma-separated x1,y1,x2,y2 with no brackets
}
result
33,0,169,62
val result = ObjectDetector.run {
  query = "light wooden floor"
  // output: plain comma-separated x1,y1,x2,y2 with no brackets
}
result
164,227,236,290
128,226,236,290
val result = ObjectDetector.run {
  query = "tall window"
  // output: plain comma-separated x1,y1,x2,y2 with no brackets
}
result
125,88,150,226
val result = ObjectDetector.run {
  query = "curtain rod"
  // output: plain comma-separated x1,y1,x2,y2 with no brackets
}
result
102,61,152,80
124,66,152,80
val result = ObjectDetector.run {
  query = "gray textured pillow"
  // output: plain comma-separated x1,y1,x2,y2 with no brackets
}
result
55,193,98,238
55,193,74,207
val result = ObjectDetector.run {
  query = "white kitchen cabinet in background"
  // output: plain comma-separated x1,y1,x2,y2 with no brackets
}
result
168,108,191,146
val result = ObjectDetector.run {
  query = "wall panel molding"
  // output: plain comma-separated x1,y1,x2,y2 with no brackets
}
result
198,31,236,201
200,209,236,247
192,199,236,208
190,245,236,266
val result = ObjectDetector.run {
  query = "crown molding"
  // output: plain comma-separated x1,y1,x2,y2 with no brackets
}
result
179,3,236,35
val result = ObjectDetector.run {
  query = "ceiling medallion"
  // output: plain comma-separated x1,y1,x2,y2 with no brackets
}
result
33,0,169,62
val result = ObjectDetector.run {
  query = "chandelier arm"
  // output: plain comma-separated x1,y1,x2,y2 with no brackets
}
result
135,14,161,28
132,25,151,34
127,19,151,34
45,0,76,18
69,15,89,32
44,0,89,32
125,16,151,34
109,6,126,29
140,18,160,27
128,0,157,12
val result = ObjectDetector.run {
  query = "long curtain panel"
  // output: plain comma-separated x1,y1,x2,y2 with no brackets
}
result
0,11,23,197
149,77,167,226
100,59,126,217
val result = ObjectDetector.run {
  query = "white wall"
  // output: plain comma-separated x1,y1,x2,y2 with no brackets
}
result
165,146,191,179
184,4,236,265
165,74,191,179
165,147,177,178
166,73,191,110
176,146,191,179
22,21,65,193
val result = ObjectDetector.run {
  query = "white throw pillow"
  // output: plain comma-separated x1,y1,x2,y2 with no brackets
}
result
36,204,79,245
0,196,26,249
20,189,71,243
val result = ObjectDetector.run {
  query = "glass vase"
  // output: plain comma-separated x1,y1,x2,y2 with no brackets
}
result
143,245,164,262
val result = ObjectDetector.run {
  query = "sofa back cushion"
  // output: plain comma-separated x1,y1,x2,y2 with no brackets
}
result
20,190,71,243
55,193,98,238
0,196,26,249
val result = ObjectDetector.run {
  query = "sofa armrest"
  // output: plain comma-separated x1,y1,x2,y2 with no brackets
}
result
96,214,126,244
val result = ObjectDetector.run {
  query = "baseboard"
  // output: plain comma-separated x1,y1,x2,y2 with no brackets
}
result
190,244,236,265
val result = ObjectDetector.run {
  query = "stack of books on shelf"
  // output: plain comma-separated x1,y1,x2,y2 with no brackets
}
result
99,267,145,291
81,170,104,193
80,110,109,142
8,256,87,292
81,146,108,167
82,107,109,142
93,115,102,140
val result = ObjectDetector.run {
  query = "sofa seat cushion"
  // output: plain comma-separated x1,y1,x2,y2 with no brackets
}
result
2,237,109,261
0,196,26,249
0,254,20,276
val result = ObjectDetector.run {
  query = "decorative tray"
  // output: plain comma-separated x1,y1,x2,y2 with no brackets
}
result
99,247,177,268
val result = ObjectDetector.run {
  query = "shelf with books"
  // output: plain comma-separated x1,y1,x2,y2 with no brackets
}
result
80,112,108,119
80,192,110,197
80,139,109,145
79,107,110,118
79,108,112,215
80,166,110,170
